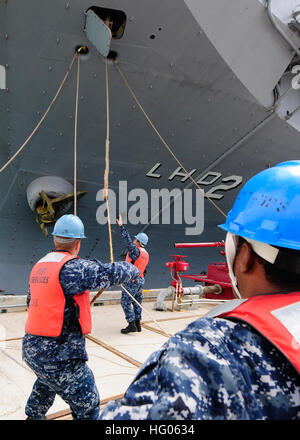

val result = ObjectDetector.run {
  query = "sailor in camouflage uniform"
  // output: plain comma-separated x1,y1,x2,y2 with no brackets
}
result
100,162,300,420
116,215,149,334
22,215,140,420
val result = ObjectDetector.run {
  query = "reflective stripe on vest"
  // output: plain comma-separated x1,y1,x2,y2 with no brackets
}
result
25,252,91,337
205,292,300,374
126,247,149,278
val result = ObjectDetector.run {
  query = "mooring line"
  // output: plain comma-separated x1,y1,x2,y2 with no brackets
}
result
87,334,142,368
73,52,81,216
113,59,227,219
0,52,77,174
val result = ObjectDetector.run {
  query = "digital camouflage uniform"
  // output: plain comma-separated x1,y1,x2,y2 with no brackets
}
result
22,254,139,420
100,316,300,420
119,225,147,324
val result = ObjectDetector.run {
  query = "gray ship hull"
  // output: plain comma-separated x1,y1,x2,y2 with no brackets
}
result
1,0,300,294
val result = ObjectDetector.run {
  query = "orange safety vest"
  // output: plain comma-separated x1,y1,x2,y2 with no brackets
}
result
25,251,91,337
210,292,300,374
126,247,149,278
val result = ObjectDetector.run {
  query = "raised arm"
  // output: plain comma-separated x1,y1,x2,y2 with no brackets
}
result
116,215,140,261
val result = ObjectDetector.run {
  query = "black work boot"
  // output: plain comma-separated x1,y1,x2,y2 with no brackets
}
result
135,320,142,332
121,321,137,334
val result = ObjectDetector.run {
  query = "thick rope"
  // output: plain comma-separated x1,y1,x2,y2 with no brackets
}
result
105,198,114,264
0,52,77,174
104,57,114,264
103,58,110,201
90,57,113,305
91,59,171,338
113,60,227,218
73,52,81,216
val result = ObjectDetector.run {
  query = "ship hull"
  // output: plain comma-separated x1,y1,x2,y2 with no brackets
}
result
0,0,299,294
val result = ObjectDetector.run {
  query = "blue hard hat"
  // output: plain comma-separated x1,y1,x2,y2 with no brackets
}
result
52,214,86,239
219,161,300,250
134,232,148,246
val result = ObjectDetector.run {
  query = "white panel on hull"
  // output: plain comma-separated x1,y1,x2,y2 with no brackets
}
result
0,65,5,90
84,9,112,58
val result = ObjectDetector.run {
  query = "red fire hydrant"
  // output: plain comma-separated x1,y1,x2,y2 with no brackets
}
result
171,242,234,299
165,255,190,293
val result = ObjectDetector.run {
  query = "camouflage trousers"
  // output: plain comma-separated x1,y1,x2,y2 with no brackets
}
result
24,358,100,420
121,277,144,323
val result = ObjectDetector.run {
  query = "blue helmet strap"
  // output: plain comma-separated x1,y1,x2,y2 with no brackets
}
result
225,232,242,299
